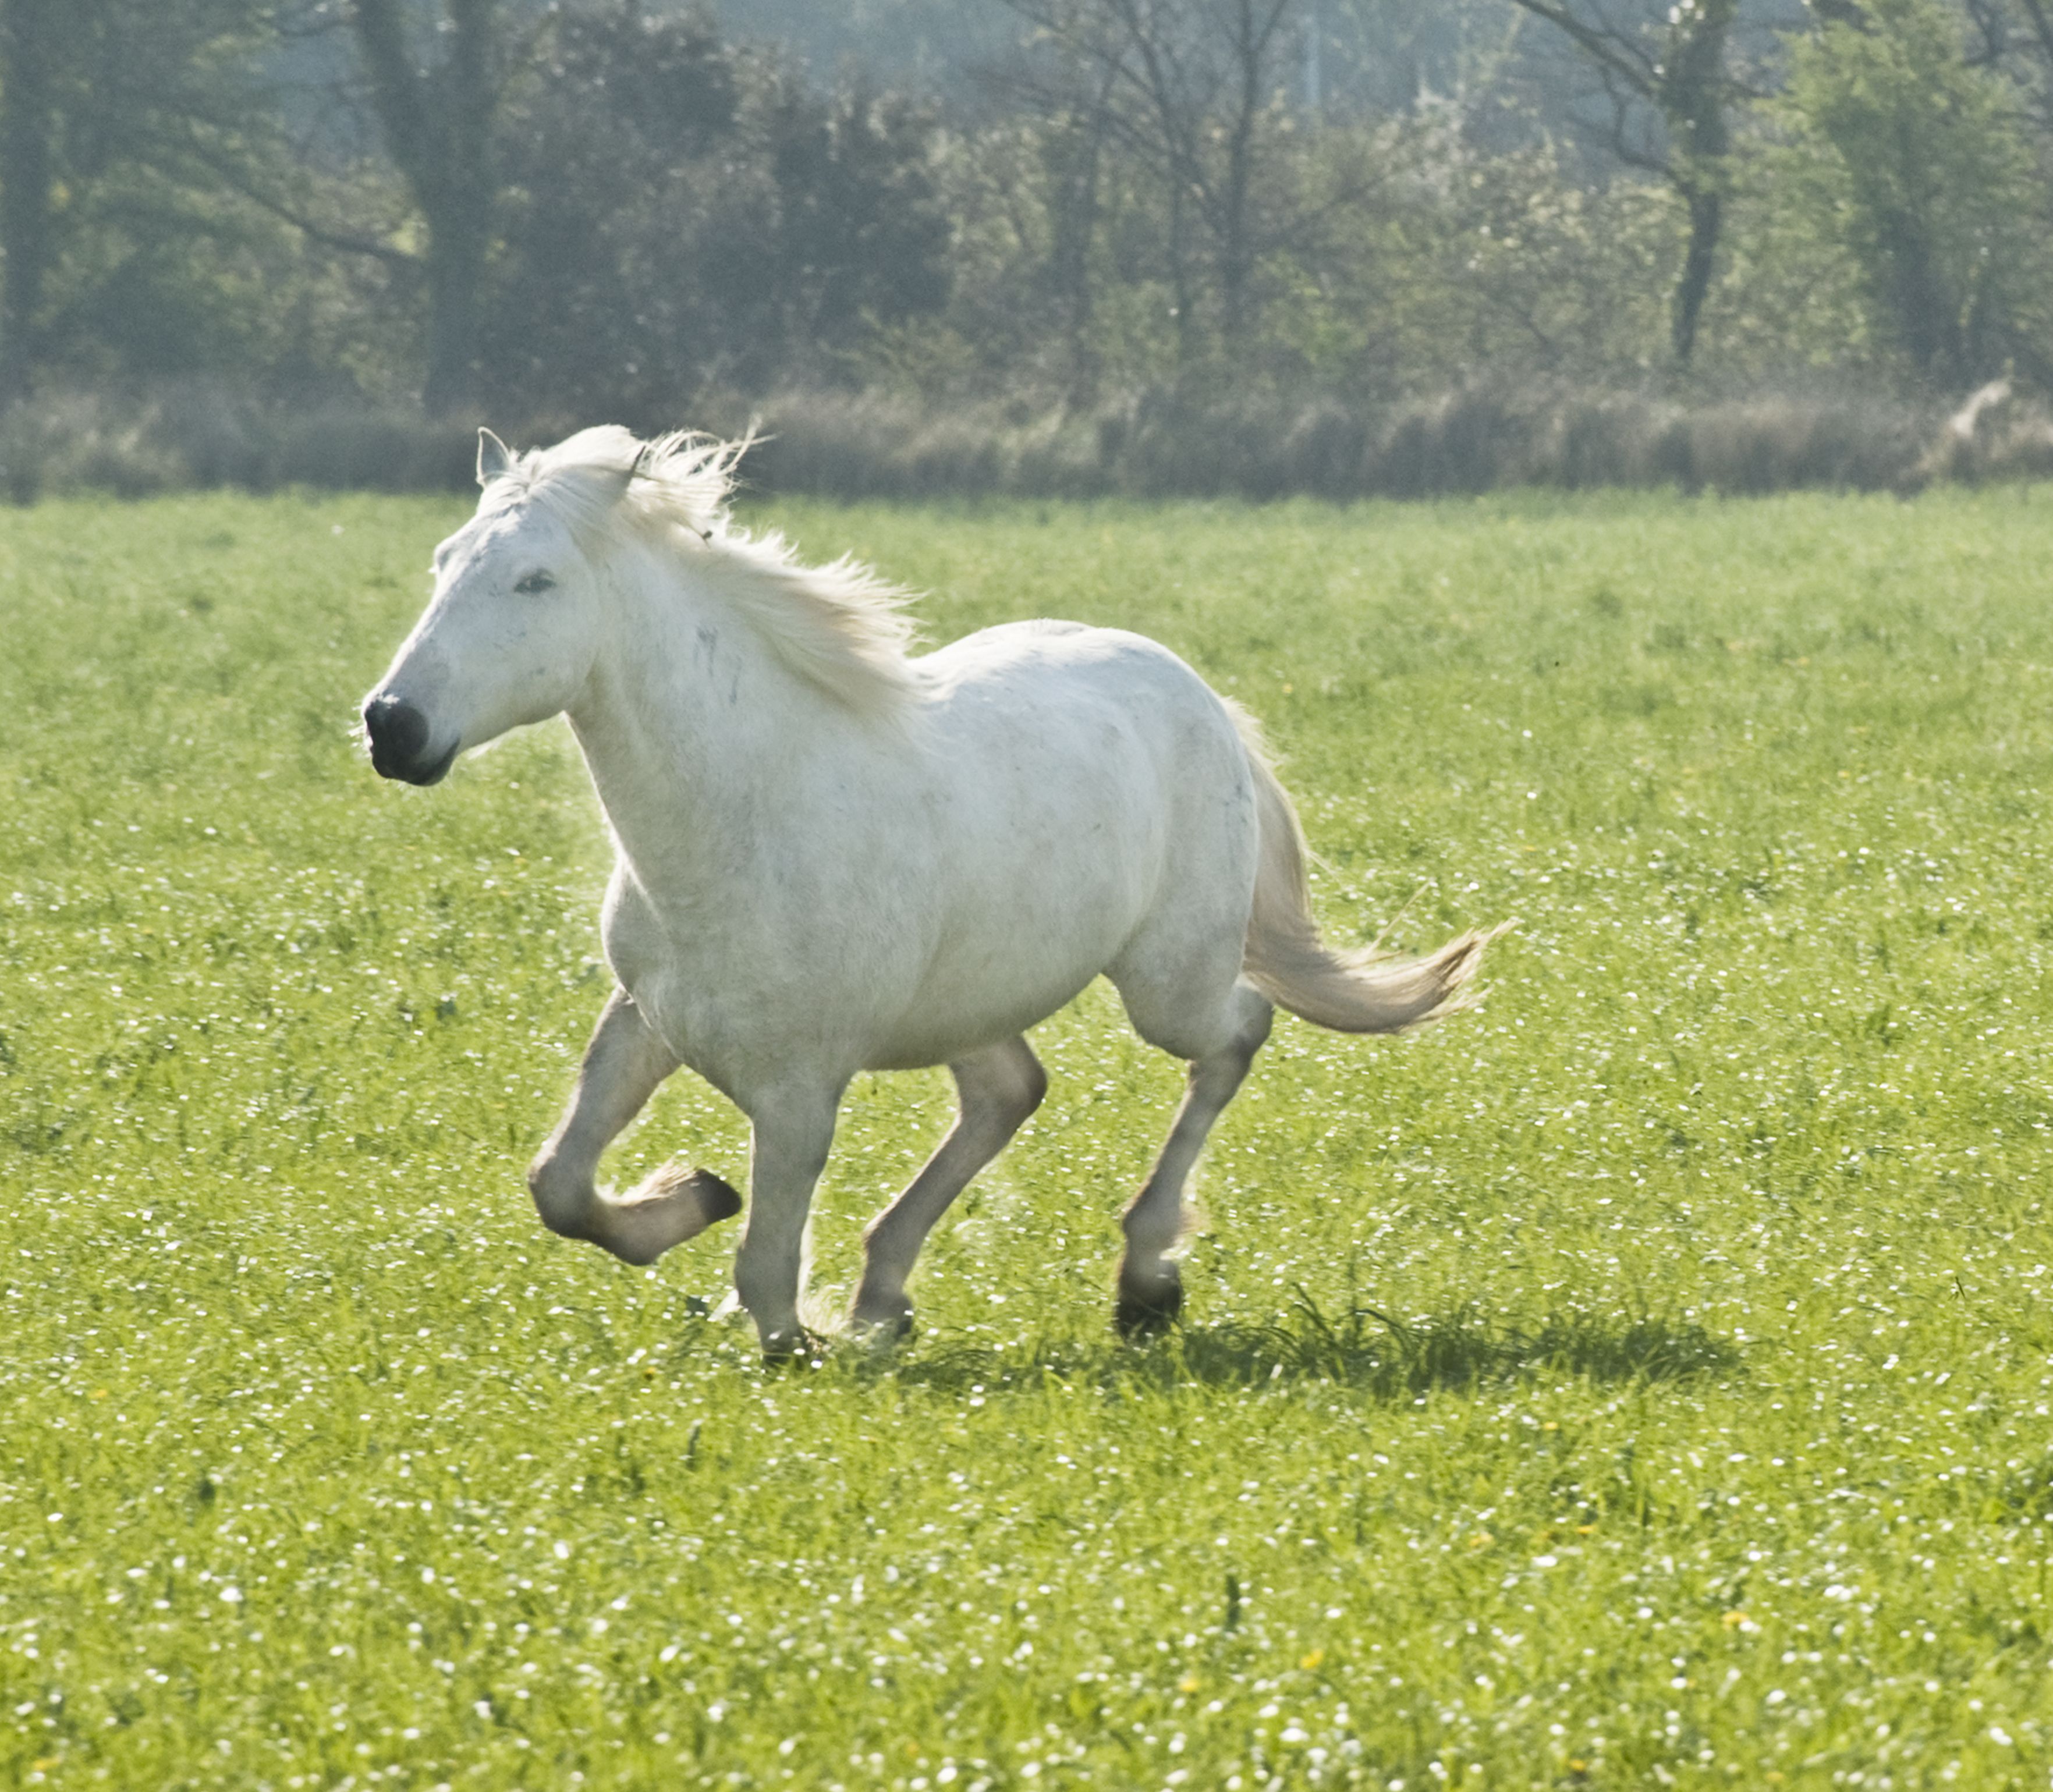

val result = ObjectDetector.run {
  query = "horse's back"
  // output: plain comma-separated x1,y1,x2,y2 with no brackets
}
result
919,620,1251,841
921,619,1236,743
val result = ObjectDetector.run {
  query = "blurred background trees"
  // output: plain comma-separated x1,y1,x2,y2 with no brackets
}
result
1775,0,2053,387
1499,0,1758,364
0,0,2050,447
0,0,290,399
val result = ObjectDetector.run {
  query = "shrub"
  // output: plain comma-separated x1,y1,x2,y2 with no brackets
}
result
14,378,2046,503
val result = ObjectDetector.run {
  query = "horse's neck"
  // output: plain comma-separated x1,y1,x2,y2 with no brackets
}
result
566,557,834,889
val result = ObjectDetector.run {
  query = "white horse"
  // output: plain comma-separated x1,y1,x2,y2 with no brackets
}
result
361,427,1497,1356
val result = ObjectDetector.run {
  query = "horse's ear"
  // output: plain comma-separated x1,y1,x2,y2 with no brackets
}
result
477,428,513,487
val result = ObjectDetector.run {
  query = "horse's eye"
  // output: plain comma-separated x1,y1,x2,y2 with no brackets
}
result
515,570,556,595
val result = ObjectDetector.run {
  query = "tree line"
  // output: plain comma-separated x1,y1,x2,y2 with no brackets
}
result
0,0,2048,430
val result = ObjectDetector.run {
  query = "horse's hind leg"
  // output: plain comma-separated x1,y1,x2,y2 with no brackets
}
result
527,988,742,1266
1115,978,1274,1337
850,1036,1047,1340
733,1083,845,1357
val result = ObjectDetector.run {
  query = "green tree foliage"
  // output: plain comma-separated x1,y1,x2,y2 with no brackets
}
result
8,0,2053,427
1504,0,1749,364
0,0,293,398
763,81,952,360
1776,0,2053,385
481,8,739,419
993,0,1310,379
480,15,950,418
920,94,1691,404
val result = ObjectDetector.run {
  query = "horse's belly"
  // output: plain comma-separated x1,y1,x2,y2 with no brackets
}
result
598,870,867,1095
862,817,1157,1070
866,935,1120,1070
863,979,1093,1072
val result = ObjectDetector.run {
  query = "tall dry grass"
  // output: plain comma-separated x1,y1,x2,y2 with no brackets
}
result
3,379,2048,504
0,388,476,505
728,386,1949,500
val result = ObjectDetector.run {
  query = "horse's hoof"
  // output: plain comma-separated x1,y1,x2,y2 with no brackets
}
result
760,1325,828,1367
685,1169,743,1223
849,1308,914,1350
1115,1279,1183,1340
598,1163,746,1266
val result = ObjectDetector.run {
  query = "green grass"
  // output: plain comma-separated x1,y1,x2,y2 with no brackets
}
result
5,484,2053,1790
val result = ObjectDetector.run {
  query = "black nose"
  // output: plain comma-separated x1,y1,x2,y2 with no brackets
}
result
362,695,448,783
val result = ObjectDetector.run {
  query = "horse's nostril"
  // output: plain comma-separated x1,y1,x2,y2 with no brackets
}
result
364,695,432,772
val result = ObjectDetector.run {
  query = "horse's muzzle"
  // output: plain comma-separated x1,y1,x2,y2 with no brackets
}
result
362,695,458,786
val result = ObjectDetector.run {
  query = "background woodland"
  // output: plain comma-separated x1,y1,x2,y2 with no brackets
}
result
3,0,2052,494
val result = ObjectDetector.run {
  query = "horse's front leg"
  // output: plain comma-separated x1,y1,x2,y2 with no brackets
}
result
527,987,742,1266
733,1083,843,1358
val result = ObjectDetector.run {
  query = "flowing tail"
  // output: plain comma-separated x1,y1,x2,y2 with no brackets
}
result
1231,707,1505,1033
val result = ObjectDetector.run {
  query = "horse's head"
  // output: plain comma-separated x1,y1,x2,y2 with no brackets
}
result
361,428,621,785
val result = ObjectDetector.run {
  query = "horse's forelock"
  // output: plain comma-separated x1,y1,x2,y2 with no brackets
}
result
489,427,739,552
619,430,749,541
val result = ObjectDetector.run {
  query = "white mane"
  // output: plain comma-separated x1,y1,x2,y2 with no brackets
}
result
488,424,919,715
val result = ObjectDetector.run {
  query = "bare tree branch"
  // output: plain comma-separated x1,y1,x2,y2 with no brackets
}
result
2014,0,2053,68
1505,0,1661,95
1505,0,1745,363
182,134,418,273
995,0,1307,357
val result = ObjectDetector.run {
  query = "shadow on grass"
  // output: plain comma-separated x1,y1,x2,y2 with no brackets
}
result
2000,1452,2053,1521
878,1289,1740,1400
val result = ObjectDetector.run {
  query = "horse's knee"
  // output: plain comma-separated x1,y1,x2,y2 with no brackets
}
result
526,1152,592,1240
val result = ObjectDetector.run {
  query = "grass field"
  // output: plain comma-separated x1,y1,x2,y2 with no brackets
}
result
5,482,2053,1790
